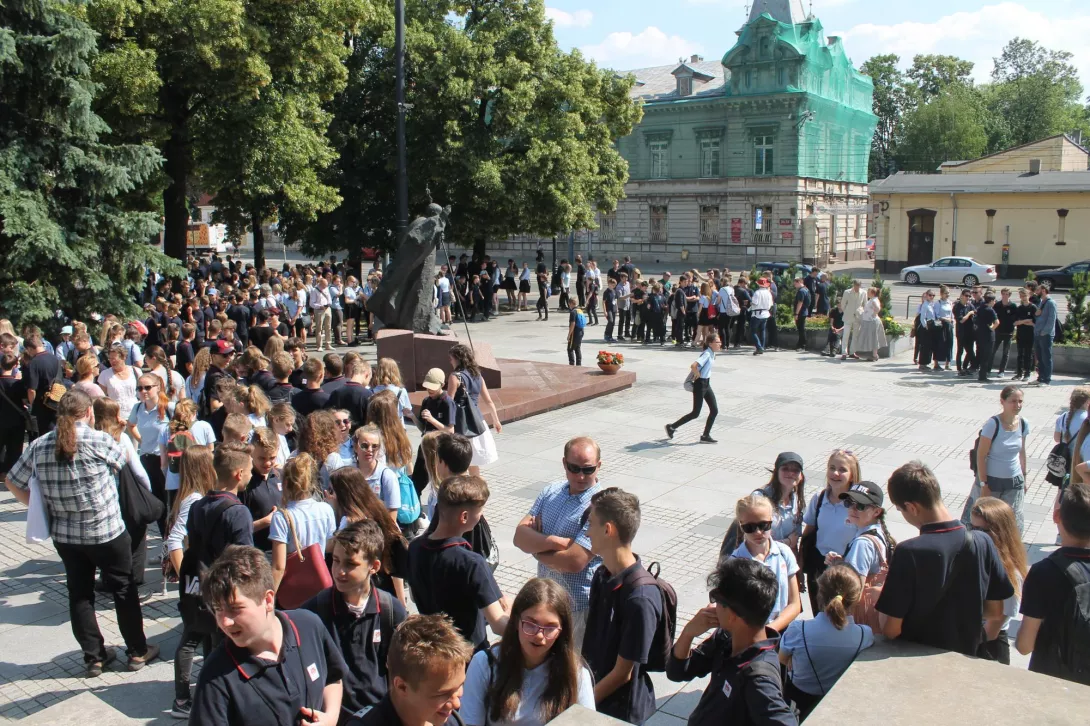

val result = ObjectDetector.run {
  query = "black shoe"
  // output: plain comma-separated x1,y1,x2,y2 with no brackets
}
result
171,699,193,720
85,648,117,678
700,435,718,443
665,424,675,440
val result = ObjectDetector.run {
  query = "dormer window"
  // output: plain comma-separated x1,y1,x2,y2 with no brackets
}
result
678,76,692,96
760,37,771,58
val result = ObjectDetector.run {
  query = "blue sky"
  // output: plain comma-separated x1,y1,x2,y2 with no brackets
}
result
545,0,1090,88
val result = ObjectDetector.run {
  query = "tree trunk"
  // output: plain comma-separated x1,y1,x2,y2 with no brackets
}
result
251,209,265,272
161,91,192,262
473,235,487,261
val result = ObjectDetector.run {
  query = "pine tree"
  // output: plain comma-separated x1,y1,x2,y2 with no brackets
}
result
0,0,176,328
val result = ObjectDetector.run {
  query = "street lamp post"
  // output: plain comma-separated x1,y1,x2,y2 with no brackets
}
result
394,0,409,247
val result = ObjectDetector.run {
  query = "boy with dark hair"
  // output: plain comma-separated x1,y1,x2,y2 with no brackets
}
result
267,352,296,404
328,356,373,430
292,358,330,416
351,614,472,726
1016,481,1090,683
582,487,663,725
190,546,346,726
303,521,408,718
435,432,473,481
285,338,308,389
407,474,508,651
321,352,346,395
604,277,618,343
877,461,1012,656
242,428,282,553
667,557,796,726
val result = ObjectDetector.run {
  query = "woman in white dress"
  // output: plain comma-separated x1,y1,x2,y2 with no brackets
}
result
850,287,887,362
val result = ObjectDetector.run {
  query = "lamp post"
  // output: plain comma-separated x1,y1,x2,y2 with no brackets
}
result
394,0,409,246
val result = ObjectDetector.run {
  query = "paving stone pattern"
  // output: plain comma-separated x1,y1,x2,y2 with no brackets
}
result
0,306,1081,722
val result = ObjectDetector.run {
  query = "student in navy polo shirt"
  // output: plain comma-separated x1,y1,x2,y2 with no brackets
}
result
582,487,663,725
876,461,1013,656
327,357,373,431
407,474,509,651
242,428,283,553
190,545,346,726
792,278,811,352
293,358,331,417
351,614,472,726
303,521,407,722
1016,481,1090,683
667,557,797,726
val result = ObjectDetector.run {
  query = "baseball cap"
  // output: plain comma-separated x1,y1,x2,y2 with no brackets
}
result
839,480,884,508
211,339,235,356
421,368,446,391
774,452,804,470
60,325,73,335
757,278,771,287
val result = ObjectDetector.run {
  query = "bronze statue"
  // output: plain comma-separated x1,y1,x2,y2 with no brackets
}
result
366,203,450,334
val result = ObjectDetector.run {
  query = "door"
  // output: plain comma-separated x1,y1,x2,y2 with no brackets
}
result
906,209,936,268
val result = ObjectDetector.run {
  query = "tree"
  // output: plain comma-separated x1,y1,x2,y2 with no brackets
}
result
860,54,908,179
906,54,975,100
0,0,178,327
897,86,988,172
285,0,641,260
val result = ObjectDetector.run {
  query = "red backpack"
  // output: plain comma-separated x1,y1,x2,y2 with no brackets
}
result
166,430,196,474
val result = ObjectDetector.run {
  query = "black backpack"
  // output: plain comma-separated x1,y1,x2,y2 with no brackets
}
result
117,462,165,532
1044,552,1090,685
177,496,245,632
1046,413,1075,487
620,562,677,672
969,416,1026,475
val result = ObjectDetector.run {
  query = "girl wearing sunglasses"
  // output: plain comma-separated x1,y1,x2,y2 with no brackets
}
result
460,578,594,726
824,480,895,629
727,494,801,634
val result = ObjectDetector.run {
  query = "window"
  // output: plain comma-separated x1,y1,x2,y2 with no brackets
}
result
760,37,771,58
650,141,669,179
650,206,668,243
754,135,774,175
745,70,753,88
700,138,720,178
599,211,616,241
678,76,692,96
932,258,952,268
700,206,720,244
778,67,785,86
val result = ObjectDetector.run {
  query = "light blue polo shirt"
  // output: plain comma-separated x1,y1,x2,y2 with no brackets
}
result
158,420,215,491
696,349,715,379
803,489,859,557
269,498,337,554
843,525,886,577
730,540,799,623
366,465,401,511
753,485,802,543
528,480,603,611
780,613,874,696
128,401,174,456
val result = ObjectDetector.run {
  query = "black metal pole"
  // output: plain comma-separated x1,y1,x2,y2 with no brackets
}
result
395,0,409,245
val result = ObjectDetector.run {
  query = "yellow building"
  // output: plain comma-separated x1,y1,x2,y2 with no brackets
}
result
870,135,1090,278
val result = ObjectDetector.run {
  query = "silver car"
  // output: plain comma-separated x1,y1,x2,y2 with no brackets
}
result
900,257,997,287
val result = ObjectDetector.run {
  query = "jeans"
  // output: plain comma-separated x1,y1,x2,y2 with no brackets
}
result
992,333,1012,373
174,621,214,701
618,309,631,338
671,378,718,437
54,532,149,663
604,310,616,340
1035,334,1054,383
751,317,768,351
732,314,748,347
961,477,1026,535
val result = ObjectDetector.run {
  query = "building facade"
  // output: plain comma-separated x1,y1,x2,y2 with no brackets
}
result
871,135,1090,279
497,0,877,267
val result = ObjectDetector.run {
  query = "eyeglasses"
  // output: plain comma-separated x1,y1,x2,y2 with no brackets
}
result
740,521,773,534
136,385,157,392
336,419,351,427
520,619,562,639
356,442,381,451
564,461,599,476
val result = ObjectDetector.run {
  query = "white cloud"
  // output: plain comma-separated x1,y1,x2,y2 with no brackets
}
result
831,2,1090,88
581,26,704,69
545,7,594,28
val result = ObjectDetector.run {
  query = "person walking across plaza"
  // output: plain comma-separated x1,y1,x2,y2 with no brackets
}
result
3,389,158,677
1033,283,1057,386
665,332,721,444
839,280,867,360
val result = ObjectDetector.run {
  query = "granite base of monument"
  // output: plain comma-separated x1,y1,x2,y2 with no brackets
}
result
375,328,501,391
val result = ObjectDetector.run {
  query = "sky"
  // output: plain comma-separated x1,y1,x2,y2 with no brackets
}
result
544,0,1090,88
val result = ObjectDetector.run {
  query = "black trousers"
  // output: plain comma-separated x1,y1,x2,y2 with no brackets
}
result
577,283,586,308
536,289,549,319
785,679,824,721
567,328,583,365
684,312,697,342
977,332,995,380
141,453,168,539
174,623,213,701
587,298,599,325
795,315,807,349
671,315,683,344
732,314,748,347
993,333,1012,373
977,630,1011,665
604,309,616,339
1016,335,1035,377
128,524,148,587
768,316,779,349
717,314,731,345
671,378,717,437
331,307,344,345
917,324,934,367
0,423,25,474
956,325,977,371
54,532,148,663
619,309,631,338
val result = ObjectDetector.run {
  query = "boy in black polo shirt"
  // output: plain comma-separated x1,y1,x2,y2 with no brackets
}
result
876,461,1012,656
328,356,373,430
351,614,472,726
407,474,508,652
1016,481,1090,683
667,557,796,726
242,428,282,553
190,545,346,726
303,521,407,721
582,487,662,724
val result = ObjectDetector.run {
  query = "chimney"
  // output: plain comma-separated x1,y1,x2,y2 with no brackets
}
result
1029,159,1042,175
690,54,704,63
827,36,839,45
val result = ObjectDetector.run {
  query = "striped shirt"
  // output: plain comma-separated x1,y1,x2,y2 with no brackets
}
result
7,422,126,545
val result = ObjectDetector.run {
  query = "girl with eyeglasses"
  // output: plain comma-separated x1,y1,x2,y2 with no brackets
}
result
727,494,801,633
969,497,1027,664
824,480,895,628
460,577,595,726
353,424,401,524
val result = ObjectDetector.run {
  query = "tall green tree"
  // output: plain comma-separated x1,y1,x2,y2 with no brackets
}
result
906,54,975,100
860,54,908,180
0,0,177,327
896,85,988,172
286,0,641,260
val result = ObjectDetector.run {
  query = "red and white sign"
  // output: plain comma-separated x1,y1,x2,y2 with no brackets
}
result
730,218,743,243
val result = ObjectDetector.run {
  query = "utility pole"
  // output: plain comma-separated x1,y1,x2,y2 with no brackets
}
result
394,0,409,247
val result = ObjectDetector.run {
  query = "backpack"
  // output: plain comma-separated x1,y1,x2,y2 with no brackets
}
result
394,468,422,526
177,496,245,632
620,562,677,672
1044,552,1090,685
647,293,662,315
573,308,587,330
1046,413,1075,486
166,429,197,474
722,288,741,317
969,415,1026,475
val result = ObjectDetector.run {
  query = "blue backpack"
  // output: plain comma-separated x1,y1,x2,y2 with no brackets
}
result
394,468,421,525
573,308,588,330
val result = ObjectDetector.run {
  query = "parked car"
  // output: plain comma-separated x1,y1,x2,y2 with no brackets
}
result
900,257,997,286
756,261,813,276
1032,261,1090,291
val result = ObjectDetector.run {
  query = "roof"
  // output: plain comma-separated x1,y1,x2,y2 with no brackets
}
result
870,171,1090,195
939,133,1089,170
747,0,808,25
624,59,729,102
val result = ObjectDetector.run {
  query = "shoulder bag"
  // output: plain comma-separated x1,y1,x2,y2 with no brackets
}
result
453,371,487,438
118,460,165,532
276,508,333,610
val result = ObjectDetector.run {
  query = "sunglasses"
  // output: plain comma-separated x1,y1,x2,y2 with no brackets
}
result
520,619,562,639
564,461,599,476
356,442,381,451
136,385,157,392
740,521,773,534
848,501,874,512
336,419,351,426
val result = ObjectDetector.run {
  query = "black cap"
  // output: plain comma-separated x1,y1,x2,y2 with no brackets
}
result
775,452,804,470
839,480,884,508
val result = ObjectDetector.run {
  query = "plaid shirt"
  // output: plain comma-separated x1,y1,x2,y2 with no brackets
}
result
529,479,602,611
7,422,126,545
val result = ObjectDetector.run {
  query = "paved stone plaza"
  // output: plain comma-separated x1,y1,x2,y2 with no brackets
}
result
0,306,1081,723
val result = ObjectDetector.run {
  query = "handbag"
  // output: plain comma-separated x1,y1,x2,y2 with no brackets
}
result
117,461,165,531
453,371,487,437
683,370,695,392
276,508,333,610
26,473,51,545
43,363,67,411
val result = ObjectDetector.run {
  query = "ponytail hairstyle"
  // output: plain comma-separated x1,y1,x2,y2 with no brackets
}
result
92,396,124,442
876,509,897,558
138,374,170,420
170,447,215,525
170,399,199,434
56,389,93,461
235,384,271,418
817,564,864,630
281,453,319,506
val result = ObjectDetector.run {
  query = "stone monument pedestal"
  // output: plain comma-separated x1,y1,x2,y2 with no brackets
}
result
375,329,501,392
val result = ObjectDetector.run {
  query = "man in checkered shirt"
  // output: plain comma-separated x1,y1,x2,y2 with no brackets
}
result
513,436,603,649
4,389,157,677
